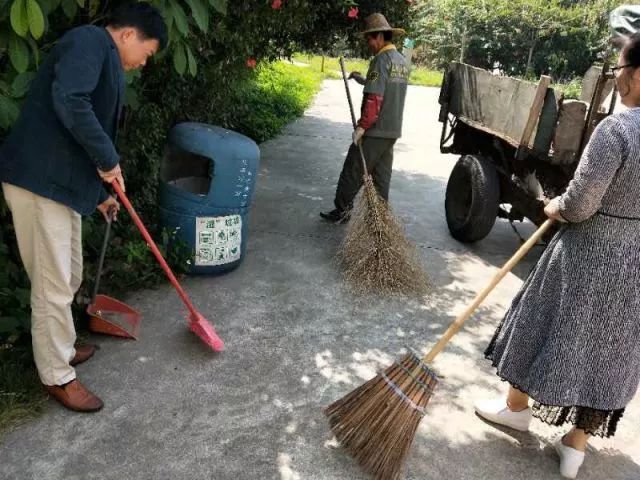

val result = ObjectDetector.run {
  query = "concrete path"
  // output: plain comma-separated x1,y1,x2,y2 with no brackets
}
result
1,81,638,480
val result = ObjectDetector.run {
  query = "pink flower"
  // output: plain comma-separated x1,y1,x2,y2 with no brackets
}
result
246,57,257,68
271,0,282,9
348,7,359,19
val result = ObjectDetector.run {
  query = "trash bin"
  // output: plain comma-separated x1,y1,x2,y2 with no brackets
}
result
159,122,260,274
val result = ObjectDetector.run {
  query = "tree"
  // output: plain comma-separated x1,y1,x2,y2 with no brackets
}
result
410,0,626,80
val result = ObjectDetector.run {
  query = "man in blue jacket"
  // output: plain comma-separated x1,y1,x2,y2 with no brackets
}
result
0,3,167,412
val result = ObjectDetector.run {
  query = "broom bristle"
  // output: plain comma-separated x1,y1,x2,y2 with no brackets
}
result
325,353,439,480
337,176,431,298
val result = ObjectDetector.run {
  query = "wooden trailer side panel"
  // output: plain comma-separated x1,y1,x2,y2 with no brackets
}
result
443,62,561,154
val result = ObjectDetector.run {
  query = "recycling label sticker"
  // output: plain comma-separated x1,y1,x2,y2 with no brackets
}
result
195,215,242,266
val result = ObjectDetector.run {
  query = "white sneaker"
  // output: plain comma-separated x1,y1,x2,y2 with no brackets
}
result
554,437,585,479
474,398,532,432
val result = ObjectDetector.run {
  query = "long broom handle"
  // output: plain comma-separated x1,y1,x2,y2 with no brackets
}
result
111,180,199,318
91,209,114,304
339,57,358,128
339,57,369,176
422,219,555,364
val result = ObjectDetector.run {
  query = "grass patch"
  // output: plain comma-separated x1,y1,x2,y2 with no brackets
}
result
409,68,444,87
0,343,46,437
291,53,369,79
291,53,443,87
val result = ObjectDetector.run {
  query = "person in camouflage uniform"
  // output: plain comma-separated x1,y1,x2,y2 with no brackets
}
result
320,13,410,223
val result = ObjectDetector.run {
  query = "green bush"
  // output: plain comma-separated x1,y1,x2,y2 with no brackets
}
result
0,215,30,340
233,62,322,142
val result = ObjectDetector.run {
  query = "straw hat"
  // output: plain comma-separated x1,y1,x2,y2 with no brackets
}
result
360,13,405,37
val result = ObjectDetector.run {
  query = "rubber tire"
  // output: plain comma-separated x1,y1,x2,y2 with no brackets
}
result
445,154,500,243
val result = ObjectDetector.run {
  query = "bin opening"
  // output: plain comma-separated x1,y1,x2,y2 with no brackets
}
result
161,147,214,196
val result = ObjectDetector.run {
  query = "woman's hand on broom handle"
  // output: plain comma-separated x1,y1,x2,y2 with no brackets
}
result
544,197,568,223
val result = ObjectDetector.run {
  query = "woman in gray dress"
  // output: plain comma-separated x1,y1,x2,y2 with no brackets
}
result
474,33,640,479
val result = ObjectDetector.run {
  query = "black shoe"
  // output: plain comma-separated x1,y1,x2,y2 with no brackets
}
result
320,209,350,224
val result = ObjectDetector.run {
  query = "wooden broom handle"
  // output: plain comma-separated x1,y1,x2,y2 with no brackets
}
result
339,57,370,176
339,57,358,129
422,219,555,364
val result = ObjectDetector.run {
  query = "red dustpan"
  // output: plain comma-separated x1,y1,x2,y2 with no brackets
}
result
111,181,224,352
87,211,142,339
88,295,141,339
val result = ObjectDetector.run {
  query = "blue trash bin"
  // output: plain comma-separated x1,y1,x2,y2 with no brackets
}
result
159,122,260,274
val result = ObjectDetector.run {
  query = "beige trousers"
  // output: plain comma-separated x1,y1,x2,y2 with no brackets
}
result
2,183,81,386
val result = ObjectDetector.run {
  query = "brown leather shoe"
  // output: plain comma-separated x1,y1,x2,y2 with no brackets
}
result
44,380,104,412
70,344,97,366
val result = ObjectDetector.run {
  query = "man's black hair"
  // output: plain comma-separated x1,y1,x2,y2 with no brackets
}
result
107,2,168,50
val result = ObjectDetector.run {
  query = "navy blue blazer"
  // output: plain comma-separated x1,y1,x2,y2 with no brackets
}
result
0,25,125,215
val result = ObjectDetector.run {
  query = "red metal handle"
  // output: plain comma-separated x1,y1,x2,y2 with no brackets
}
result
111,180,198,317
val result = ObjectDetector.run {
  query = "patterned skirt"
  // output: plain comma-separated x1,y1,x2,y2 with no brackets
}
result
483,216,640,439
485,324,624,438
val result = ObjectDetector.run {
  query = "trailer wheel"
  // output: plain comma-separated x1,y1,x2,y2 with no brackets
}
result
445,154,500,243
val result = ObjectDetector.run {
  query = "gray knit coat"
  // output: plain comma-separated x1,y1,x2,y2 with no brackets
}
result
489,108,640,411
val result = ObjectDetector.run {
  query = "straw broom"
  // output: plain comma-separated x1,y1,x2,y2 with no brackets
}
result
325,219,554,480
337,57,429,298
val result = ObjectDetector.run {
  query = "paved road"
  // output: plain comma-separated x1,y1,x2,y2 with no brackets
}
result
1,80,638,480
